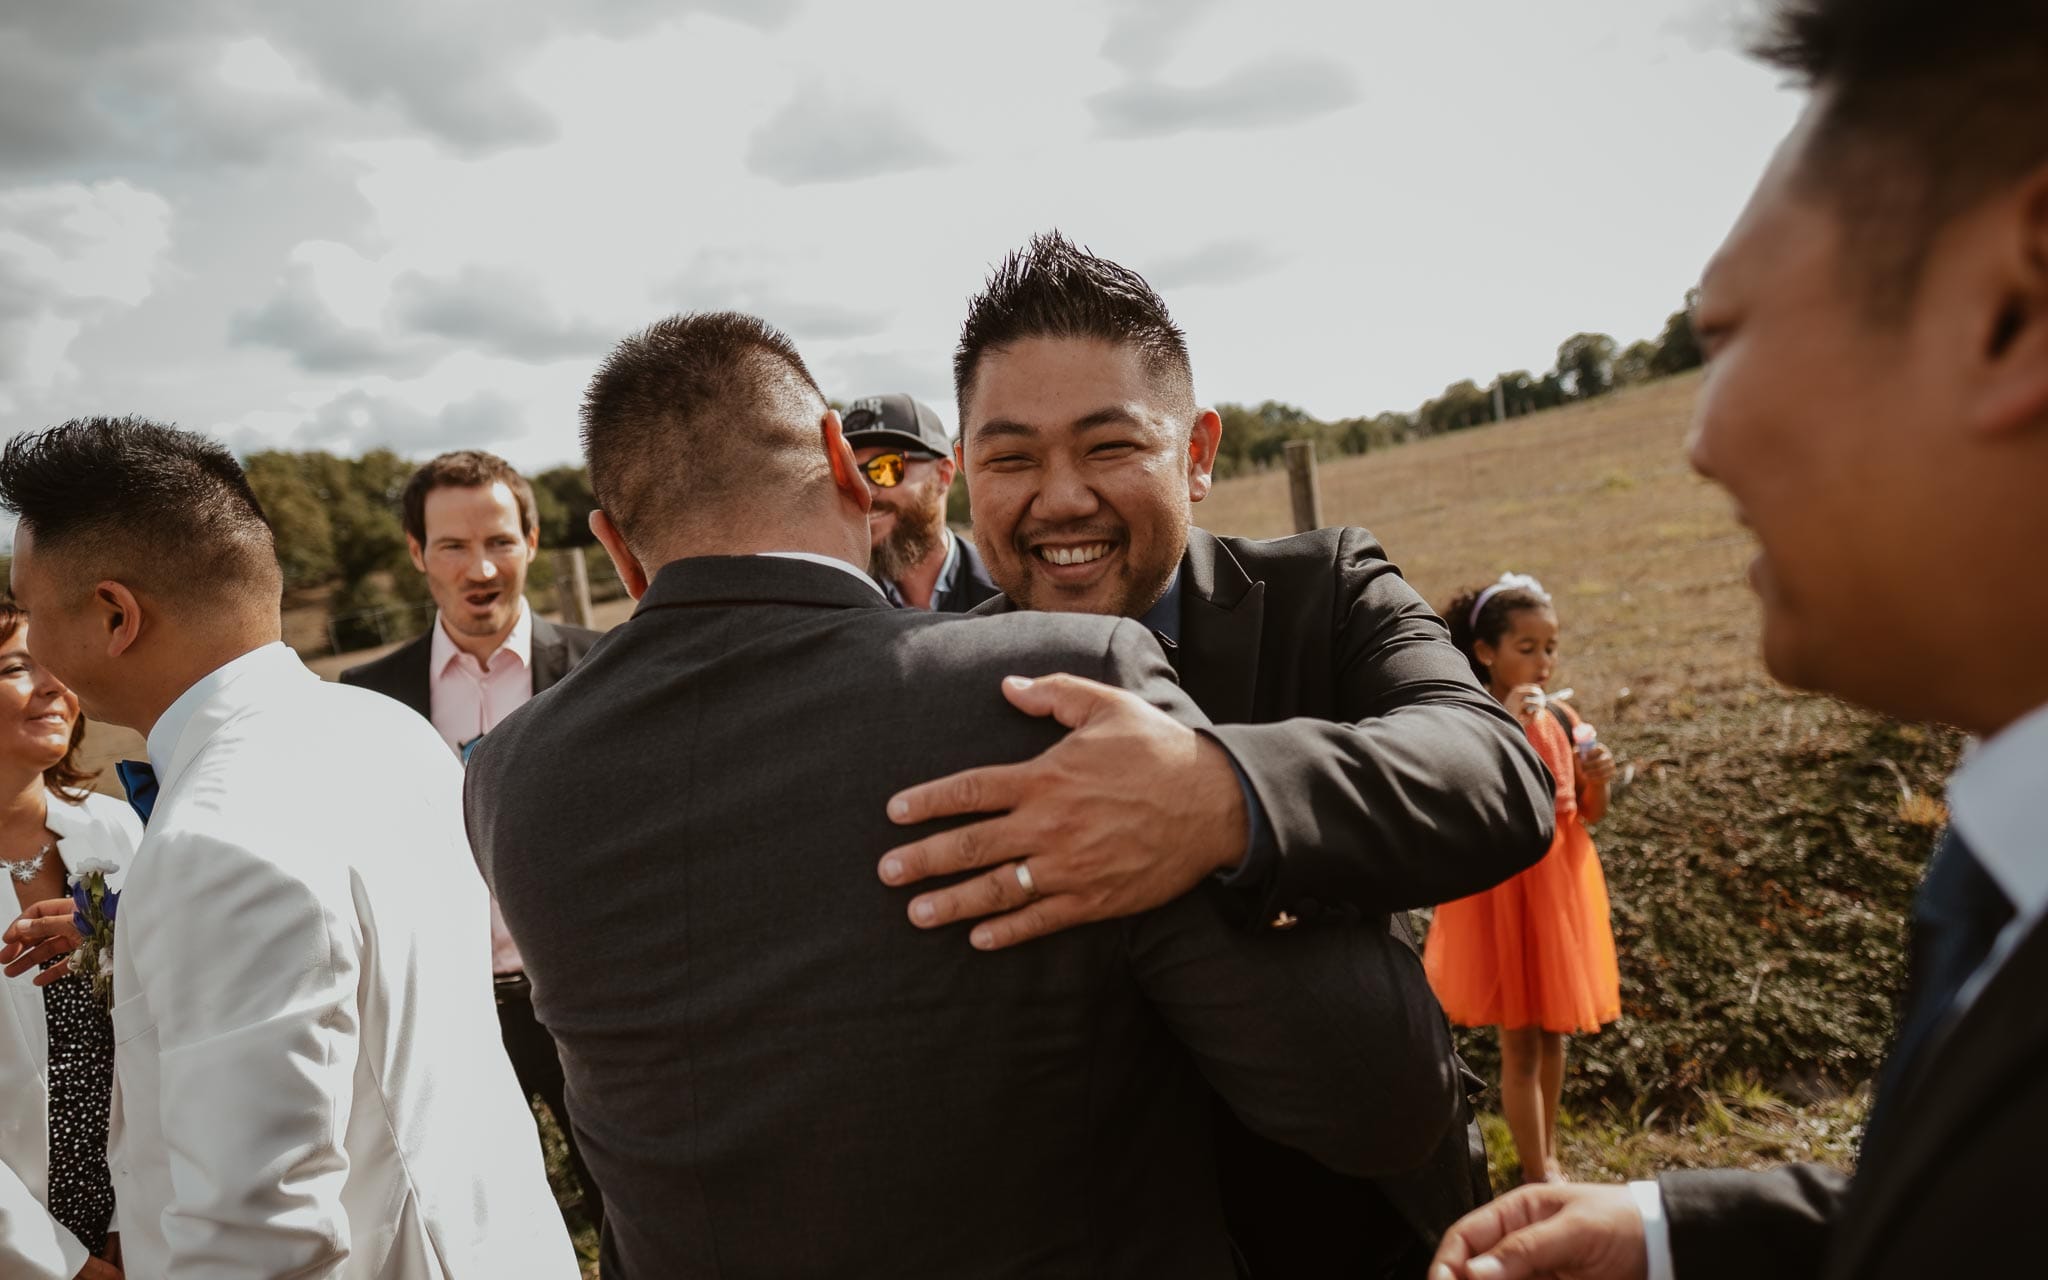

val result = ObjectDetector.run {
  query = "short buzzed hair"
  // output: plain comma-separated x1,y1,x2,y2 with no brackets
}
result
954,231,1195,432
1757,0,2048,310
0,415,282,607
580,312,829,557
401,450,539,546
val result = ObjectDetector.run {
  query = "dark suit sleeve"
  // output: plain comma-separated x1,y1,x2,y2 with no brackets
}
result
1205,529,1554,920
1098,622,1461,1177
1659,1165,1847,1278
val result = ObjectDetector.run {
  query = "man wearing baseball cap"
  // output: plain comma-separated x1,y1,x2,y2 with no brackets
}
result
842,392,999,612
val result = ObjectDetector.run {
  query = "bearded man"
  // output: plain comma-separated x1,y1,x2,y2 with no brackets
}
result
843,393,998,611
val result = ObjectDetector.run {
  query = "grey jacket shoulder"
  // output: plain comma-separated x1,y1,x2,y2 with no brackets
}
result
893,610,1203,725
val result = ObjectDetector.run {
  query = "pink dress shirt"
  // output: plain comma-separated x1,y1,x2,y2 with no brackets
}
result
428,604,535,976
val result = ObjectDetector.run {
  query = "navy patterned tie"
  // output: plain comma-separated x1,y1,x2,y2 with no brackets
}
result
114,760,158,825
1863,829,2013,1152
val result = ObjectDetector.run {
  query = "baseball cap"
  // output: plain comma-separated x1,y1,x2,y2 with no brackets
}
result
841,393,951,458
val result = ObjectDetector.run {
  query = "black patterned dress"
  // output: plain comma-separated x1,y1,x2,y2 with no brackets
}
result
39,959,114,1256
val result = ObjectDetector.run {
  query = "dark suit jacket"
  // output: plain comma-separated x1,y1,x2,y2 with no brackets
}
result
936,532,1002,613
338,612,601,715
1660,914,2048,1278
981,526,1555,1274
464,556,1463,1280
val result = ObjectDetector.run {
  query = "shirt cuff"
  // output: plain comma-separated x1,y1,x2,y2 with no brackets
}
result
1205,731,1277,891
1629,1180,1675,1280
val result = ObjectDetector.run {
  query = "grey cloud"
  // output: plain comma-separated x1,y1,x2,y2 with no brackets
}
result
1143,237,1286,290
390,266,614,363
1100,0,1227,74
819,350,953,418
295,387,527,453
228,267,431,375
745,86,951,185
1,1,804,178
664,249,892,342
1089,54,1361,139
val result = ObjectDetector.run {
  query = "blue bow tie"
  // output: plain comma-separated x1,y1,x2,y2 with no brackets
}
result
115,760,159,825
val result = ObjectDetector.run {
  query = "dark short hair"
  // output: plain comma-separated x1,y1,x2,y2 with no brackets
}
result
580,312,828,555
954,231,1194,433
400,450,539,546
0,416,281,607
1756,0,2048,309
0,602,96,801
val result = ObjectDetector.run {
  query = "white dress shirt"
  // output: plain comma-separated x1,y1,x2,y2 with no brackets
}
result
0,790,141,1280
759,550,889,597
113,642,576,1278
1636,698,2048,1280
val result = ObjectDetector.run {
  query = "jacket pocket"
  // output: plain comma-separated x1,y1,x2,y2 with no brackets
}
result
110,990,156,1045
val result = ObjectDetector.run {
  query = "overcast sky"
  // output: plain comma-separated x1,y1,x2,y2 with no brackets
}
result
0,0,1800,470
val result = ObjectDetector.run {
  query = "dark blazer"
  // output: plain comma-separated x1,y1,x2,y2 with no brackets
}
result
981,526,1556,1275
338,612,601,715
935,533,1002,613
1660,915,2048,1278
464,556,1463,1280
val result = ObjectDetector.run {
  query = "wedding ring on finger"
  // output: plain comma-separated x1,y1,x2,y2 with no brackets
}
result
1014,860,1039,900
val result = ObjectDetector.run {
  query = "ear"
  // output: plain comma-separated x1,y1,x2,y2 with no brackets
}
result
1471,637,1497,674
1972,173,2048,439
821,409,873,515
524,523,540,561
1186,408,1223,503
94,581,144,659
933,453,958,489
406,535,427,575
589,510,649,601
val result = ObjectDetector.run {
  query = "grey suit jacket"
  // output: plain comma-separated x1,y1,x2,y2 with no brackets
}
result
338,612,600,715
464,555,1461,1280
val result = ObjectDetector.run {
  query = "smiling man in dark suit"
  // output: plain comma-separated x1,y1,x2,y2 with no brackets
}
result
340,449,603,1227
878,232,1556,1276
1428,4,2048,1279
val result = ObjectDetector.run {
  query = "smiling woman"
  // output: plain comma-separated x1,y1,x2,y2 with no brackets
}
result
0,604,143,1280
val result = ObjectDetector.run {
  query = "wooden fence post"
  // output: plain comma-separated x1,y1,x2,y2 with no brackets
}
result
1283,439,1323,534
555,548,595,629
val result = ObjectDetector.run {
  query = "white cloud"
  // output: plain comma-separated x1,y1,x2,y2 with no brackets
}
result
0,180,173,404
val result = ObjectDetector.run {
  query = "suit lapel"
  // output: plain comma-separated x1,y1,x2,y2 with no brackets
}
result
395,631,434,719
1827,916,2048,1278
1176,529,1264,724
529,617,569,693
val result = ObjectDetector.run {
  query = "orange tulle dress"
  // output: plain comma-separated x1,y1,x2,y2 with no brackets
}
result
1424,704,1621,1033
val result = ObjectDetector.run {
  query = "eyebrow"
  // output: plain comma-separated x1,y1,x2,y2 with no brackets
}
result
970,405,1144,446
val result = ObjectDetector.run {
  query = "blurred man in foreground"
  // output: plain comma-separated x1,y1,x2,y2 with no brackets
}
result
1431,3,2048,1278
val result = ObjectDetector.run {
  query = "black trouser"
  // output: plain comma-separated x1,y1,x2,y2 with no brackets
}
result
497,973,604,1228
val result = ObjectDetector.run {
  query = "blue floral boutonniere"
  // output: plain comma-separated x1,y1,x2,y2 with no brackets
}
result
67,858,119,1010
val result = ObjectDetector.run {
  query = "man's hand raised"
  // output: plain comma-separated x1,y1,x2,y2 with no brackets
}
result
1430,1183,1649,1280
878,673,1247,950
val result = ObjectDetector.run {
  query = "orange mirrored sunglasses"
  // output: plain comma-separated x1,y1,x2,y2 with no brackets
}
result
858,451,934,488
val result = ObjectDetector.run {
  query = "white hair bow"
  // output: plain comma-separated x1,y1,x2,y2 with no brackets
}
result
1469,571,1550,629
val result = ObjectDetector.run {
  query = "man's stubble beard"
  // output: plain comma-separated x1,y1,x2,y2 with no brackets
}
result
869,472,948,583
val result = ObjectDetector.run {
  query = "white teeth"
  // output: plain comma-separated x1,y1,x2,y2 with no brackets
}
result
1042,543,1110,567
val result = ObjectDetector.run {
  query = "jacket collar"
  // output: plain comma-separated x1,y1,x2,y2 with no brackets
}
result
146,642,315,794
635,554,896,616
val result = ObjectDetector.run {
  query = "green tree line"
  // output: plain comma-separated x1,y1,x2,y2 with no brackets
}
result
1209,289,1701,480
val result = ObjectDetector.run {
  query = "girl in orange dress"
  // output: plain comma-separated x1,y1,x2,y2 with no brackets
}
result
1423,572,1621,1183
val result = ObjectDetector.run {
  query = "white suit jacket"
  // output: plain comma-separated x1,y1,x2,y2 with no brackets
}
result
0,791,141,1279
107,644,576,1279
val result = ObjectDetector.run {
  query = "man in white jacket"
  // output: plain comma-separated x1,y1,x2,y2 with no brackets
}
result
0,416,576,1280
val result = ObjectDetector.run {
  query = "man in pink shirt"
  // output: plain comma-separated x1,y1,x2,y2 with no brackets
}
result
340,450,603,1228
